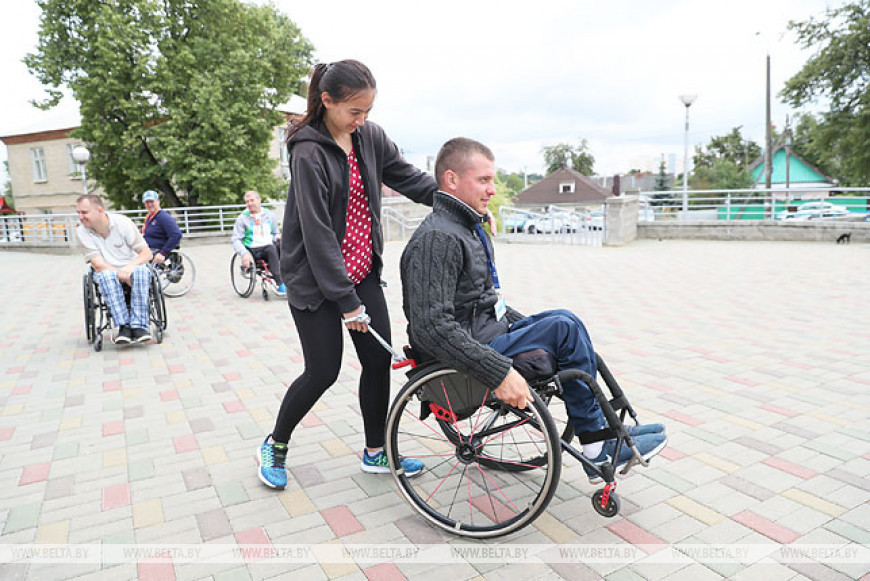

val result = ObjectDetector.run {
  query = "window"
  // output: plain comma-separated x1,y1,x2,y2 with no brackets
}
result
67,144,85,178
31,147,47,182
559,182,575,194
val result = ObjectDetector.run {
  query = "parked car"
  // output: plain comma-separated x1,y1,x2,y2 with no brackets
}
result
586,211,605,230
776,201,847,221
525,215,567,234
503,211,532,233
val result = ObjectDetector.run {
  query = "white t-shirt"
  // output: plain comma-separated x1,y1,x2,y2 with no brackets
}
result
77,213,148,268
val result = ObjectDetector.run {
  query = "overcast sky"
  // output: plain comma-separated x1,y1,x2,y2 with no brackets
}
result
1,0,839,185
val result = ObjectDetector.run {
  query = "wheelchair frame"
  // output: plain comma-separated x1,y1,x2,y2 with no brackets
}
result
82,265,167,352
382,348,648,539
230,252,280,301
153,249,196,298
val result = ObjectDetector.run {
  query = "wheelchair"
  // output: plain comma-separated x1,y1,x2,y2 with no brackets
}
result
230,251,281,300
82,265,167,351
152,249,195,297
383,347,650,539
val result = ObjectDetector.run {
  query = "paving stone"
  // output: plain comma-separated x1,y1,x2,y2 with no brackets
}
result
3,241,870,580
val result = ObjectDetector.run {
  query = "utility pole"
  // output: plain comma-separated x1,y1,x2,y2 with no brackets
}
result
764,53,772,191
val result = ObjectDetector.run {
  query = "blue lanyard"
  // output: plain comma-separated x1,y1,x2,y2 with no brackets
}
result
474,223,500,290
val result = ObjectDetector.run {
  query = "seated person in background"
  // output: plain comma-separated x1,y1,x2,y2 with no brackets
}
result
232,190,286,296
140,190,182,265
400,138,667,482
76,194,154,344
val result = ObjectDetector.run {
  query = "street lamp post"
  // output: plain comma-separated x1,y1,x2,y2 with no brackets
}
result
679,94,696,218
71,145,91,197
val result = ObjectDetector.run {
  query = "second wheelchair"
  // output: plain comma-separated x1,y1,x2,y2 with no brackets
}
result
230,252,283,300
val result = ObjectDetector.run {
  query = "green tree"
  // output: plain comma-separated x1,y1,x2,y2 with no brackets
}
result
789,113,839,181
692,127,761,171
689,127,759,190
653,159,671,191
781,1,870,186
690,160,754,191
25,0,313,208
2,162,11,200
496,170,525,198
541,138,595,175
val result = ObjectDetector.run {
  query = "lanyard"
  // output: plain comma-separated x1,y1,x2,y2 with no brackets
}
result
141,211,158,235
474,223,500,290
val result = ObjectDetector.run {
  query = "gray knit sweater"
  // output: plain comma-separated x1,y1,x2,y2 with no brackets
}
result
400,192,524,389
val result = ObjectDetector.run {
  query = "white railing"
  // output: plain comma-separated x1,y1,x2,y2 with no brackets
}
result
498,206,604,247
0,202,285,247
637,188,870,222
382,206,425,241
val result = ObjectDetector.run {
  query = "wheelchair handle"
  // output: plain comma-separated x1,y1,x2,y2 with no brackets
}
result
344,308,407,365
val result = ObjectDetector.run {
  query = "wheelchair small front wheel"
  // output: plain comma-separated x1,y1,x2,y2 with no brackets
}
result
94,335,103,352
385,367,562,539
592,489,620,518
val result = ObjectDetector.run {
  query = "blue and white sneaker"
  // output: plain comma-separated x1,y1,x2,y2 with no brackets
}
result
625,423,666,437
583,432,668,484
257,435,287,489
276,283,287,296
361,449,423,477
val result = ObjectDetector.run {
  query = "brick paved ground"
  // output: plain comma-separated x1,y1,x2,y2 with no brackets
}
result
0,239,868,580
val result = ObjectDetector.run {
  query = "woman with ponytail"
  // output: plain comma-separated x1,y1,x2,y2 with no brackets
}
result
256,60,437,489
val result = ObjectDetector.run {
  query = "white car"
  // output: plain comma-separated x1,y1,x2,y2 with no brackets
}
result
586,211,604,230
525,215,566,234
777,201,846,221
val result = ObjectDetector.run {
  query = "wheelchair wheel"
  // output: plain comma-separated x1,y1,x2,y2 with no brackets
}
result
158,251,195,298
149,273,167,342
82,274,96,344
477,388,575,472
385,367,561,539
230,253,255,298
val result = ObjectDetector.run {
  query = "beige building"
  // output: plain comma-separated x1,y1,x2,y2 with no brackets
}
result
0,127,99,214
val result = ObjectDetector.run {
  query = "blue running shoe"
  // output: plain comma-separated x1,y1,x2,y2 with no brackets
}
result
276,283,287,296
257,435,287,489
625,423,666,437
361,449,423,477
583,432,668,484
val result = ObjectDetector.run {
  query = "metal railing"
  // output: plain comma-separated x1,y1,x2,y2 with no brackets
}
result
382,206,425,241
0,203,285,247
637,188,870,222
498,206,604,247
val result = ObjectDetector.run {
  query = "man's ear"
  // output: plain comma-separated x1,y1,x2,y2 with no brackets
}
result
444,169,457,192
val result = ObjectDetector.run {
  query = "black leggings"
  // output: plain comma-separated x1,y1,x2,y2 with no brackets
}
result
272,273,392,448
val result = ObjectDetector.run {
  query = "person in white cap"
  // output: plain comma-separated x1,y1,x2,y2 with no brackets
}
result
140,190,182,265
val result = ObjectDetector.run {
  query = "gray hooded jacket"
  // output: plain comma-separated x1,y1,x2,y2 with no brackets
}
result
281,120,436,312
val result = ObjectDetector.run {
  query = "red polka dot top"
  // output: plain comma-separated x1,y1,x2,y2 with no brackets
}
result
339,148,373,284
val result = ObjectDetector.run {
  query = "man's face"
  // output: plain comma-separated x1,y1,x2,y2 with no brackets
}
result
144,199,161,215
244,192,262,213
448,153,497,215
76,199,104,229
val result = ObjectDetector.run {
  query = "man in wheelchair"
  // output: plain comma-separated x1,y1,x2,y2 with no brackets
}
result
232,190,286,296
140,190,182,266
400,138,667,483
76,194,154,344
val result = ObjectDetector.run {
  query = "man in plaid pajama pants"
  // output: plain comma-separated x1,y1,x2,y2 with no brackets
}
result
76,194,154,344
